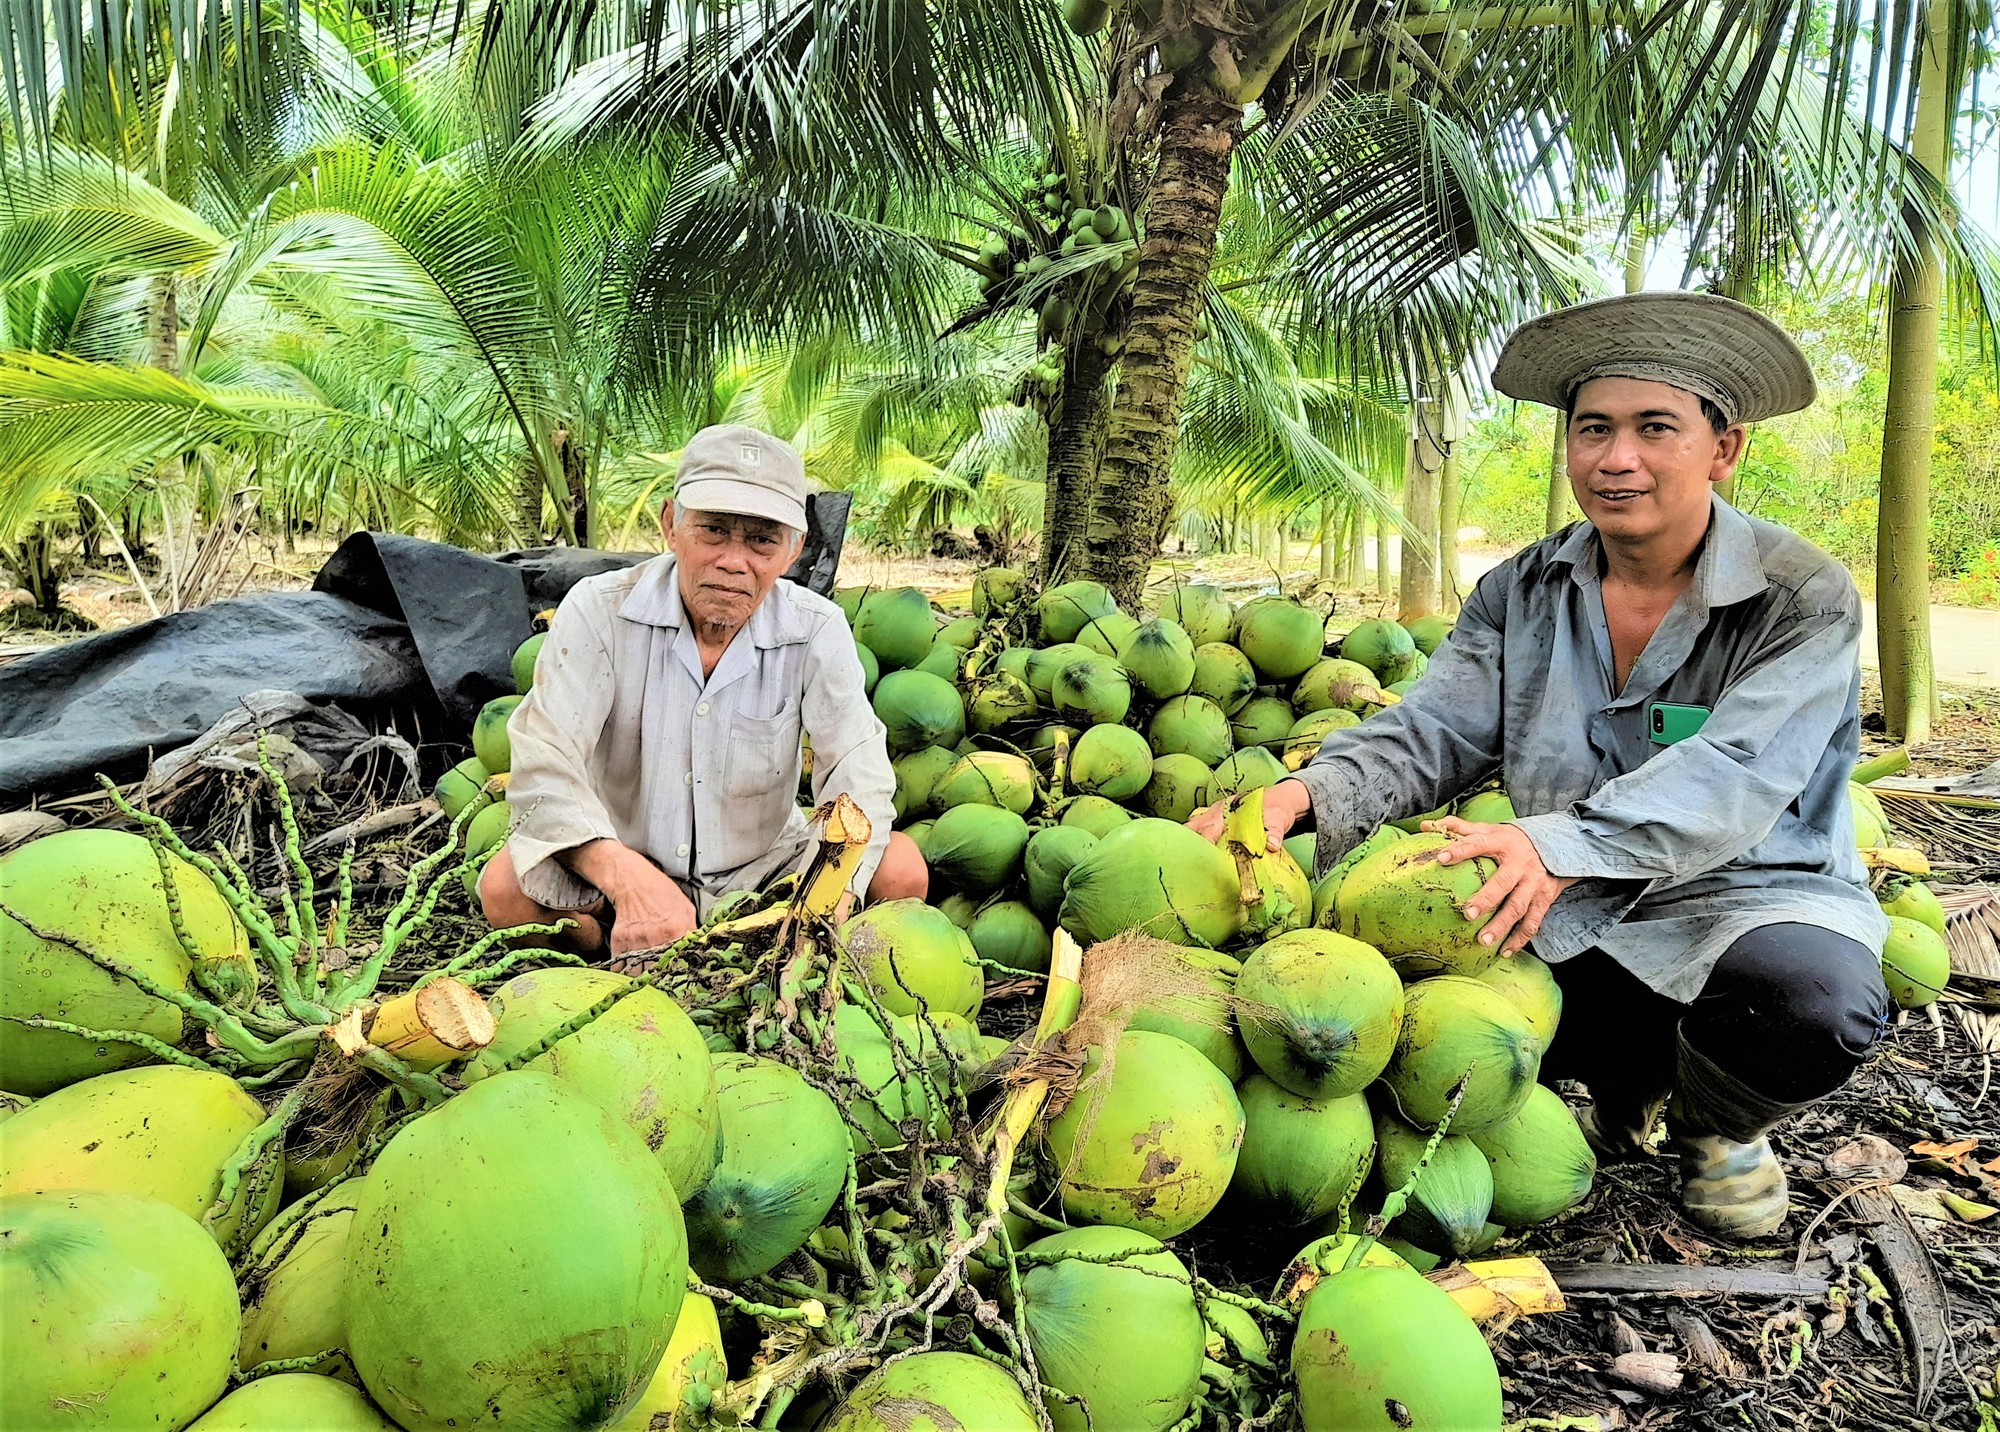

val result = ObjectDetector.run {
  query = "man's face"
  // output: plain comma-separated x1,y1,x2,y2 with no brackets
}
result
666,507,804,633
1566,377,1748,544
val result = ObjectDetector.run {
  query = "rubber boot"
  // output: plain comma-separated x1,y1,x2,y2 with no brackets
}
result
1668,1032,1814,1240
1576,1089,1669,1162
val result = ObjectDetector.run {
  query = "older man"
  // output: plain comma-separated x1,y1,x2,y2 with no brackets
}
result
1199,293,1890,1239
480,424,924,963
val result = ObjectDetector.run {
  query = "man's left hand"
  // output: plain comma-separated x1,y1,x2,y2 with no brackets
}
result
1425,816,1577,956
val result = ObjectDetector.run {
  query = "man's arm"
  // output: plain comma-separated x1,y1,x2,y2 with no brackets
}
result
506,592,697,949
799,614,896,899
1509,574,1862,884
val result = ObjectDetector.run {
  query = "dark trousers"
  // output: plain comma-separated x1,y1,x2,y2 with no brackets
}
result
1543,923,1892,1108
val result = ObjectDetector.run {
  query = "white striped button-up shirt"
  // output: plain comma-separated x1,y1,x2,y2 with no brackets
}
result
505,554,894,913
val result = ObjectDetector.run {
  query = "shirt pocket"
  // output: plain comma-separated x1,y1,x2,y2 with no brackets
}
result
724,698,802,801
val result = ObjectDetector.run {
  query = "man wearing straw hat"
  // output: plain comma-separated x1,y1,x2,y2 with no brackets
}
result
1213,293,1891,1239
481,424,926,969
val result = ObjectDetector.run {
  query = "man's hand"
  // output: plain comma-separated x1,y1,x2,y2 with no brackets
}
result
605,866,699,960
1187,777,1312,851
1426,815,1576,956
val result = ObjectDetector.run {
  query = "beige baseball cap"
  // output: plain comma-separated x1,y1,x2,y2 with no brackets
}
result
674,424,809,531
1492,291,1816,424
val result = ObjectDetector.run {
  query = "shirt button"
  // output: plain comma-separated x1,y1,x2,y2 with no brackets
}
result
676,842,690,857
696,702,710,716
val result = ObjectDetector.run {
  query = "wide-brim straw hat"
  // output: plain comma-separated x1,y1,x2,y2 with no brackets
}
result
1492,291,1816,424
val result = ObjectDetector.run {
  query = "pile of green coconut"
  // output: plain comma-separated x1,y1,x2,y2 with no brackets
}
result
0,567,1949,1432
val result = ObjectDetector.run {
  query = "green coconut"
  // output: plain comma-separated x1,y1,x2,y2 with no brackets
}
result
1272,1233,1409,1309
921,804,1031,896
1849,780,1890,846
1026,826,1100,921
1309,827,1405,927
931,751,1038,815
1457,789,1517,823
1236,929,1404,1100
1390,801,1451,834
347,1071,686,1431
1059,794,1135,836
1026,642,1095,701
936,892,980,929
914,641,961,681
1229,693,1297,752
1155,584,1235,646
1474,952,1563,1046
465,968,721,1198
1058,818,1244,948
1470,1082,1596,1226
937,614,982,649
1077,610,1142,658
892,745,959,822
1335,831,1502,978
833,585,873,623
1882,915,1951,1008
1071,723,1155,800
468,694,518,775
1384,677,1420,697
1382,975,1543,1134
1284,832,1318,871
0,829,251,1096
1380,647,1428,685
966,672,1038,734
1128,947,1248,1081
1190,641,1259,714
1373,1108,1497,1258
1233,597,1327,681
1116,618,1198,699
872,669,966,755
1,1190,239,1432
0,1063,280,1248
684,1055,848,1283
1339,618,1416,678
1052,654,1132,727
1879,875,1947,936
1036,580,1121,645
856,640,880,694
189,1374,396,1430
994,645,1035,683
839,899,984,1019
610,1290,725,1431
1218,797,1314,938
1229,1077,1375,1227
462,800,509,865
1292,1263,1504,1429
823,1352,1041,1432
240,1183,363,1384
1291,657,1381,717
853,587,937,670
1148,694,1233,766
1284,708,1359,771
435,755,493,820
1024,722,1080,770
1210,745,1288,798
1018,1225,1206,1432
968,899,1053,974
1402,613,1452,655
511,632,545,694
973,566,1028,616
1044,1029,1245,1238
832,1002,950,1153
1143,753,1214,823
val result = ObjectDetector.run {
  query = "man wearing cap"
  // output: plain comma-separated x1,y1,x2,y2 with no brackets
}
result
1198,292,1891,1239
481,424,924,965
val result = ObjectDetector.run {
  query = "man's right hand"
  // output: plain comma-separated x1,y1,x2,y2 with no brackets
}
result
1186,777,1312,852
605,867,699,959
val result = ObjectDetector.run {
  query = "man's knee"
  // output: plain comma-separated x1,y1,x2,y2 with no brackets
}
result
1688,923,1891,1099
868,832,928,902
477,845,539,929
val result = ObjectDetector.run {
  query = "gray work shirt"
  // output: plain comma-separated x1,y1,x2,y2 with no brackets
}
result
504,554,895,915
1295,495,1888,1002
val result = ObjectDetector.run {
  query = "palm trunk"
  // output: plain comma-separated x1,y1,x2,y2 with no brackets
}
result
1373,510,1391,597
1545,415,1571,534
1083,89,1242,607
554,427,590,548
1344,505,1363,586
1318,498,1337,581
515,458,544,546
1039,332,1118,583
1399,388,1444,619
1438,446,1462,613
1876,2,1955,742
146,273,194,609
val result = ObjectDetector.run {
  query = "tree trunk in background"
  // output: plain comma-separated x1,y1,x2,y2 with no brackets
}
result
147,273,192,609
1344,505,1364,586
1374,511,1391,597
1399,385,1445,619
1545,416,1573,533
1039,331,1118,583
1083,89,1241,607
1877,0,1956,742
515,458,544,545
1318,498,1337,581
554,427,590,548
1438,446,1462,613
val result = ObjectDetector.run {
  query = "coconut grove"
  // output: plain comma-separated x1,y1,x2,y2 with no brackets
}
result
1,1,1997,1430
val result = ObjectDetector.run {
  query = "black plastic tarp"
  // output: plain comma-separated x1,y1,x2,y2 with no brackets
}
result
0,493,850,803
